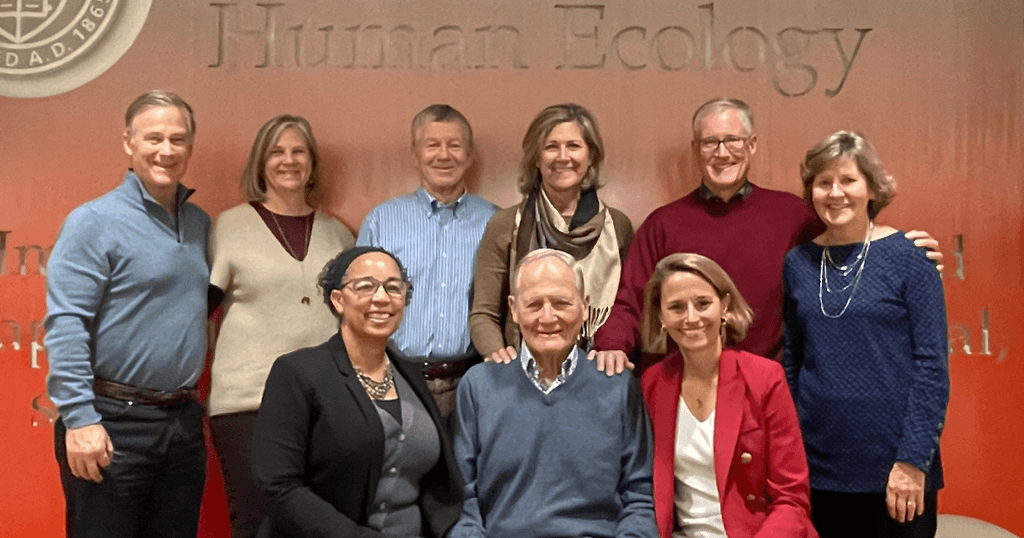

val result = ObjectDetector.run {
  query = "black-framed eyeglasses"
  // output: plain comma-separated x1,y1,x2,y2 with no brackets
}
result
340,277,409,298
697,135,750,155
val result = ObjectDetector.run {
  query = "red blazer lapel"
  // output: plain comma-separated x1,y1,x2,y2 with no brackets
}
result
642,353,684,538
714,349,744,503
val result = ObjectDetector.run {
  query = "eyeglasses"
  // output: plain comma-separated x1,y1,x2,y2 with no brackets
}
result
341,277,409,298
697,135,750,155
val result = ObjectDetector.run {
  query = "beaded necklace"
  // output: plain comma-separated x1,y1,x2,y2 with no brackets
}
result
354,358,394,400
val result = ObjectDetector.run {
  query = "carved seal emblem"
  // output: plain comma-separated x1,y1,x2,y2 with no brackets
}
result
0,0,151,98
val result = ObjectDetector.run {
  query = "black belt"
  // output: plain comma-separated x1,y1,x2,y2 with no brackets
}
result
93,377,198,406
420,352,483,380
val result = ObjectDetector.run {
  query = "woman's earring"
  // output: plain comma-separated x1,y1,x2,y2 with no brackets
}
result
720,316,727,343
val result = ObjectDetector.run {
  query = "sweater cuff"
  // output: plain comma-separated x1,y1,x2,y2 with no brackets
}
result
61,401,103,430
895,445,937,475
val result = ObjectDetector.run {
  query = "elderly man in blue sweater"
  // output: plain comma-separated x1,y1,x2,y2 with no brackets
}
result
452,248,657,538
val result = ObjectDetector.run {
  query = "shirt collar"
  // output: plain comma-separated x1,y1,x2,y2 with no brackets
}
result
123,169,195,214
519,344,581,394
696,181,753,203
414,187,466,217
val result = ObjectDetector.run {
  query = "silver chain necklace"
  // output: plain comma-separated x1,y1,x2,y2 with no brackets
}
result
818,221,874,319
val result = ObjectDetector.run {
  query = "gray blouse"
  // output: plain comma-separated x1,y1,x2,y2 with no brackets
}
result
367,369,442,537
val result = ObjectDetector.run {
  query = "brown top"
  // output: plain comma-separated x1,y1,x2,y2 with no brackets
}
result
469,204,634,357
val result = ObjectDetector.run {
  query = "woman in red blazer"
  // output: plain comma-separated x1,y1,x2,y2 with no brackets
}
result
638,253,816,538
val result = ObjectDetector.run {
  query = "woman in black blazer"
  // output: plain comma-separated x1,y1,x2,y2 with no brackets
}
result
251,246,463,538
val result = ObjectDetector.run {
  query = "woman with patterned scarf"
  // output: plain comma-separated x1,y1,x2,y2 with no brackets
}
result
470,103,633,363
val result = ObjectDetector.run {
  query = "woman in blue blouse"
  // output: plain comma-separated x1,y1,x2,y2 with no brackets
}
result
783,131,949,538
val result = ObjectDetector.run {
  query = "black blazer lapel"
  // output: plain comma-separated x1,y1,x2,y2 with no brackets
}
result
327,333,386,521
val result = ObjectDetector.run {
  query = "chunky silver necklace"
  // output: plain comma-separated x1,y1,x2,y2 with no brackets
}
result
818,221,873,319
355,359,394,400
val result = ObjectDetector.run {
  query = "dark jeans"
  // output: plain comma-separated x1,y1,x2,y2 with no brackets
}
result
811,489,938,538
210,410,271,538
54,397,206,538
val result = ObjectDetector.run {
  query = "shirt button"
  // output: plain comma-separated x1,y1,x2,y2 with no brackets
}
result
379,502,387,510
389,467,398,475
398,433,405,441
442,253,447,257
746,494,756,501
441,283,446,287
740,452,753,464
439,313,444,317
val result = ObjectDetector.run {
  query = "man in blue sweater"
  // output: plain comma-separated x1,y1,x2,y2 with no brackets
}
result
452,249,656,538
46,91,210,538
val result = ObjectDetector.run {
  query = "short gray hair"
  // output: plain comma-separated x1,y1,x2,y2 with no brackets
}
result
511,249,585,298
125,90,195,140
410,104,473,151
691,98,753,140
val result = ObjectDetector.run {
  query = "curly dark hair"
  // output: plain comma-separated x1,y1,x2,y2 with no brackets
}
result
318,246,412,319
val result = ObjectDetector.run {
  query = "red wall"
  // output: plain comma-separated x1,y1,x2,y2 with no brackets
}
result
1,1,1021,536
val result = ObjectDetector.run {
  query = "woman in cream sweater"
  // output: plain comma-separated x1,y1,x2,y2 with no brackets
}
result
208,114,354,538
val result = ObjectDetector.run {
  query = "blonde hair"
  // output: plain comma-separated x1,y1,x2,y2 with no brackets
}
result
640,253,754,354
517,103,604,195
241,114,320,203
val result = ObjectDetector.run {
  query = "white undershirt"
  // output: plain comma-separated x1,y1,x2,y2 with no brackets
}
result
673,397,727,538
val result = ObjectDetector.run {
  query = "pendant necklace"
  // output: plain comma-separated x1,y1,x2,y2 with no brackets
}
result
819,221,873,319
268,209,313,305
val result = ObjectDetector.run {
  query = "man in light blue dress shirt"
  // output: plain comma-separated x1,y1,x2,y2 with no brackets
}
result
357,104,498,414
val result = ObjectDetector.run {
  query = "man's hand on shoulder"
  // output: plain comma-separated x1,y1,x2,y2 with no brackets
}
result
485,346,518,364
66,423,114,483
587,349,634,376
905,230,943,272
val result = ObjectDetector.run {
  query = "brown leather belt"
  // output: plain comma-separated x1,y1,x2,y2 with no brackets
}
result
93,377,198,406
422,354,483,381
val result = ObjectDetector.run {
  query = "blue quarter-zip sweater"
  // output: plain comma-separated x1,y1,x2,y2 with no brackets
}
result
45,170,210,429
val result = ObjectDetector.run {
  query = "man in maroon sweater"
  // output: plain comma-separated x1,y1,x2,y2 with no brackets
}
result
593,98,939,369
